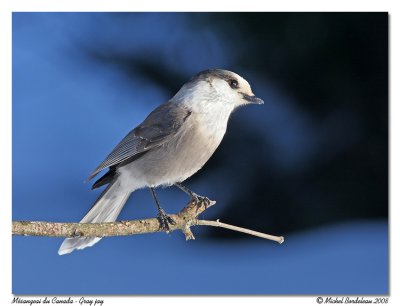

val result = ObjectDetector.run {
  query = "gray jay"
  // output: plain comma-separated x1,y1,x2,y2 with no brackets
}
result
58,69,263,255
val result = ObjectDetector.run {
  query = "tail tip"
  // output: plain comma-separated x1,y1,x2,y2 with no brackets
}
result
58,237,102,255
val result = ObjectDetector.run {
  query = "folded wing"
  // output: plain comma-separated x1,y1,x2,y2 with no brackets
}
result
87,102,191,181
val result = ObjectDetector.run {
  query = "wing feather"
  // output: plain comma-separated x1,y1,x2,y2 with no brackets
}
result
87,102,191,180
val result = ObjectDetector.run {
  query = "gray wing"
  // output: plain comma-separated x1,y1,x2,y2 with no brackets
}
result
87,102,191,180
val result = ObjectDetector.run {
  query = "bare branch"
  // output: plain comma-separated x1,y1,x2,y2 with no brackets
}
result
12,199,284,244
194,220,284,243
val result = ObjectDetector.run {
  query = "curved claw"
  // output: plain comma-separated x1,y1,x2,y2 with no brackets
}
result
191,194,212,210
157,209,176,233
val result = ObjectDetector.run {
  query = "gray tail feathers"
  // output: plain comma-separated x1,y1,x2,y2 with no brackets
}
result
58,181,130,255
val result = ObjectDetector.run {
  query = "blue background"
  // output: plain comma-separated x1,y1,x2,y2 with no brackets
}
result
12,13,388,294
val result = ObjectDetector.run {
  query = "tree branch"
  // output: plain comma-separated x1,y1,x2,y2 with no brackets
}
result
12,198,284,244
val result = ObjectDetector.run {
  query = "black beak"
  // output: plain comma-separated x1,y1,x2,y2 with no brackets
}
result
242,93,264,104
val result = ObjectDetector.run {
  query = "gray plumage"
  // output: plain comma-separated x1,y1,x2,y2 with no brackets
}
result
88,102,191,181
58,69,263,255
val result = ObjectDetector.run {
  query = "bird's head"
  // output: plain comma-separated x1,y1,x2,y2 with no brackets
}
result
173,69,264,113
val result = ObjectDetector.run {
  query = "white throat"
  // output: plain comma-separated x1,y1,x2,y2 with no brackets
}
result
172,80,237,138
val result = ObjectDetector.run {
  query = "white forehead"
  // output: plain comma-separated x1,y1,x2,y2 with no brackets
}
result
192,69,253,94
230,72,252,93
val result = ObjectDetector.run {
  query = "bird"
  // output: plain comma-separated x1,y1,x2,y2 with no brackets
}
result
58,69,264,255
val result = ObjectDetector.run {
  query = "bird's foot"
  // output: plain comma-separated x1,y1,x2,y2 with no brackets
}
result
157,208,176,233
191,193,212,210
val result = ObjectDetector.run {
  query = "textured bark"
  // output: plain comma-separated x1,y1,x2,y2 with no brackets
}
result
12,198,284,243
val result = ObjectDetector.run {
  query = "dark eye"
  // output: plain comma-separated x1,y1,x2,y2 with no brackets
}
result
229,79,239,89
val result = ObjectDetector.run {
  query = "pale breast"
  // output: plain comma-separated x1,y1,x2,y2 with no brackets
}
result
154,113,227,184
118,112,228,188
